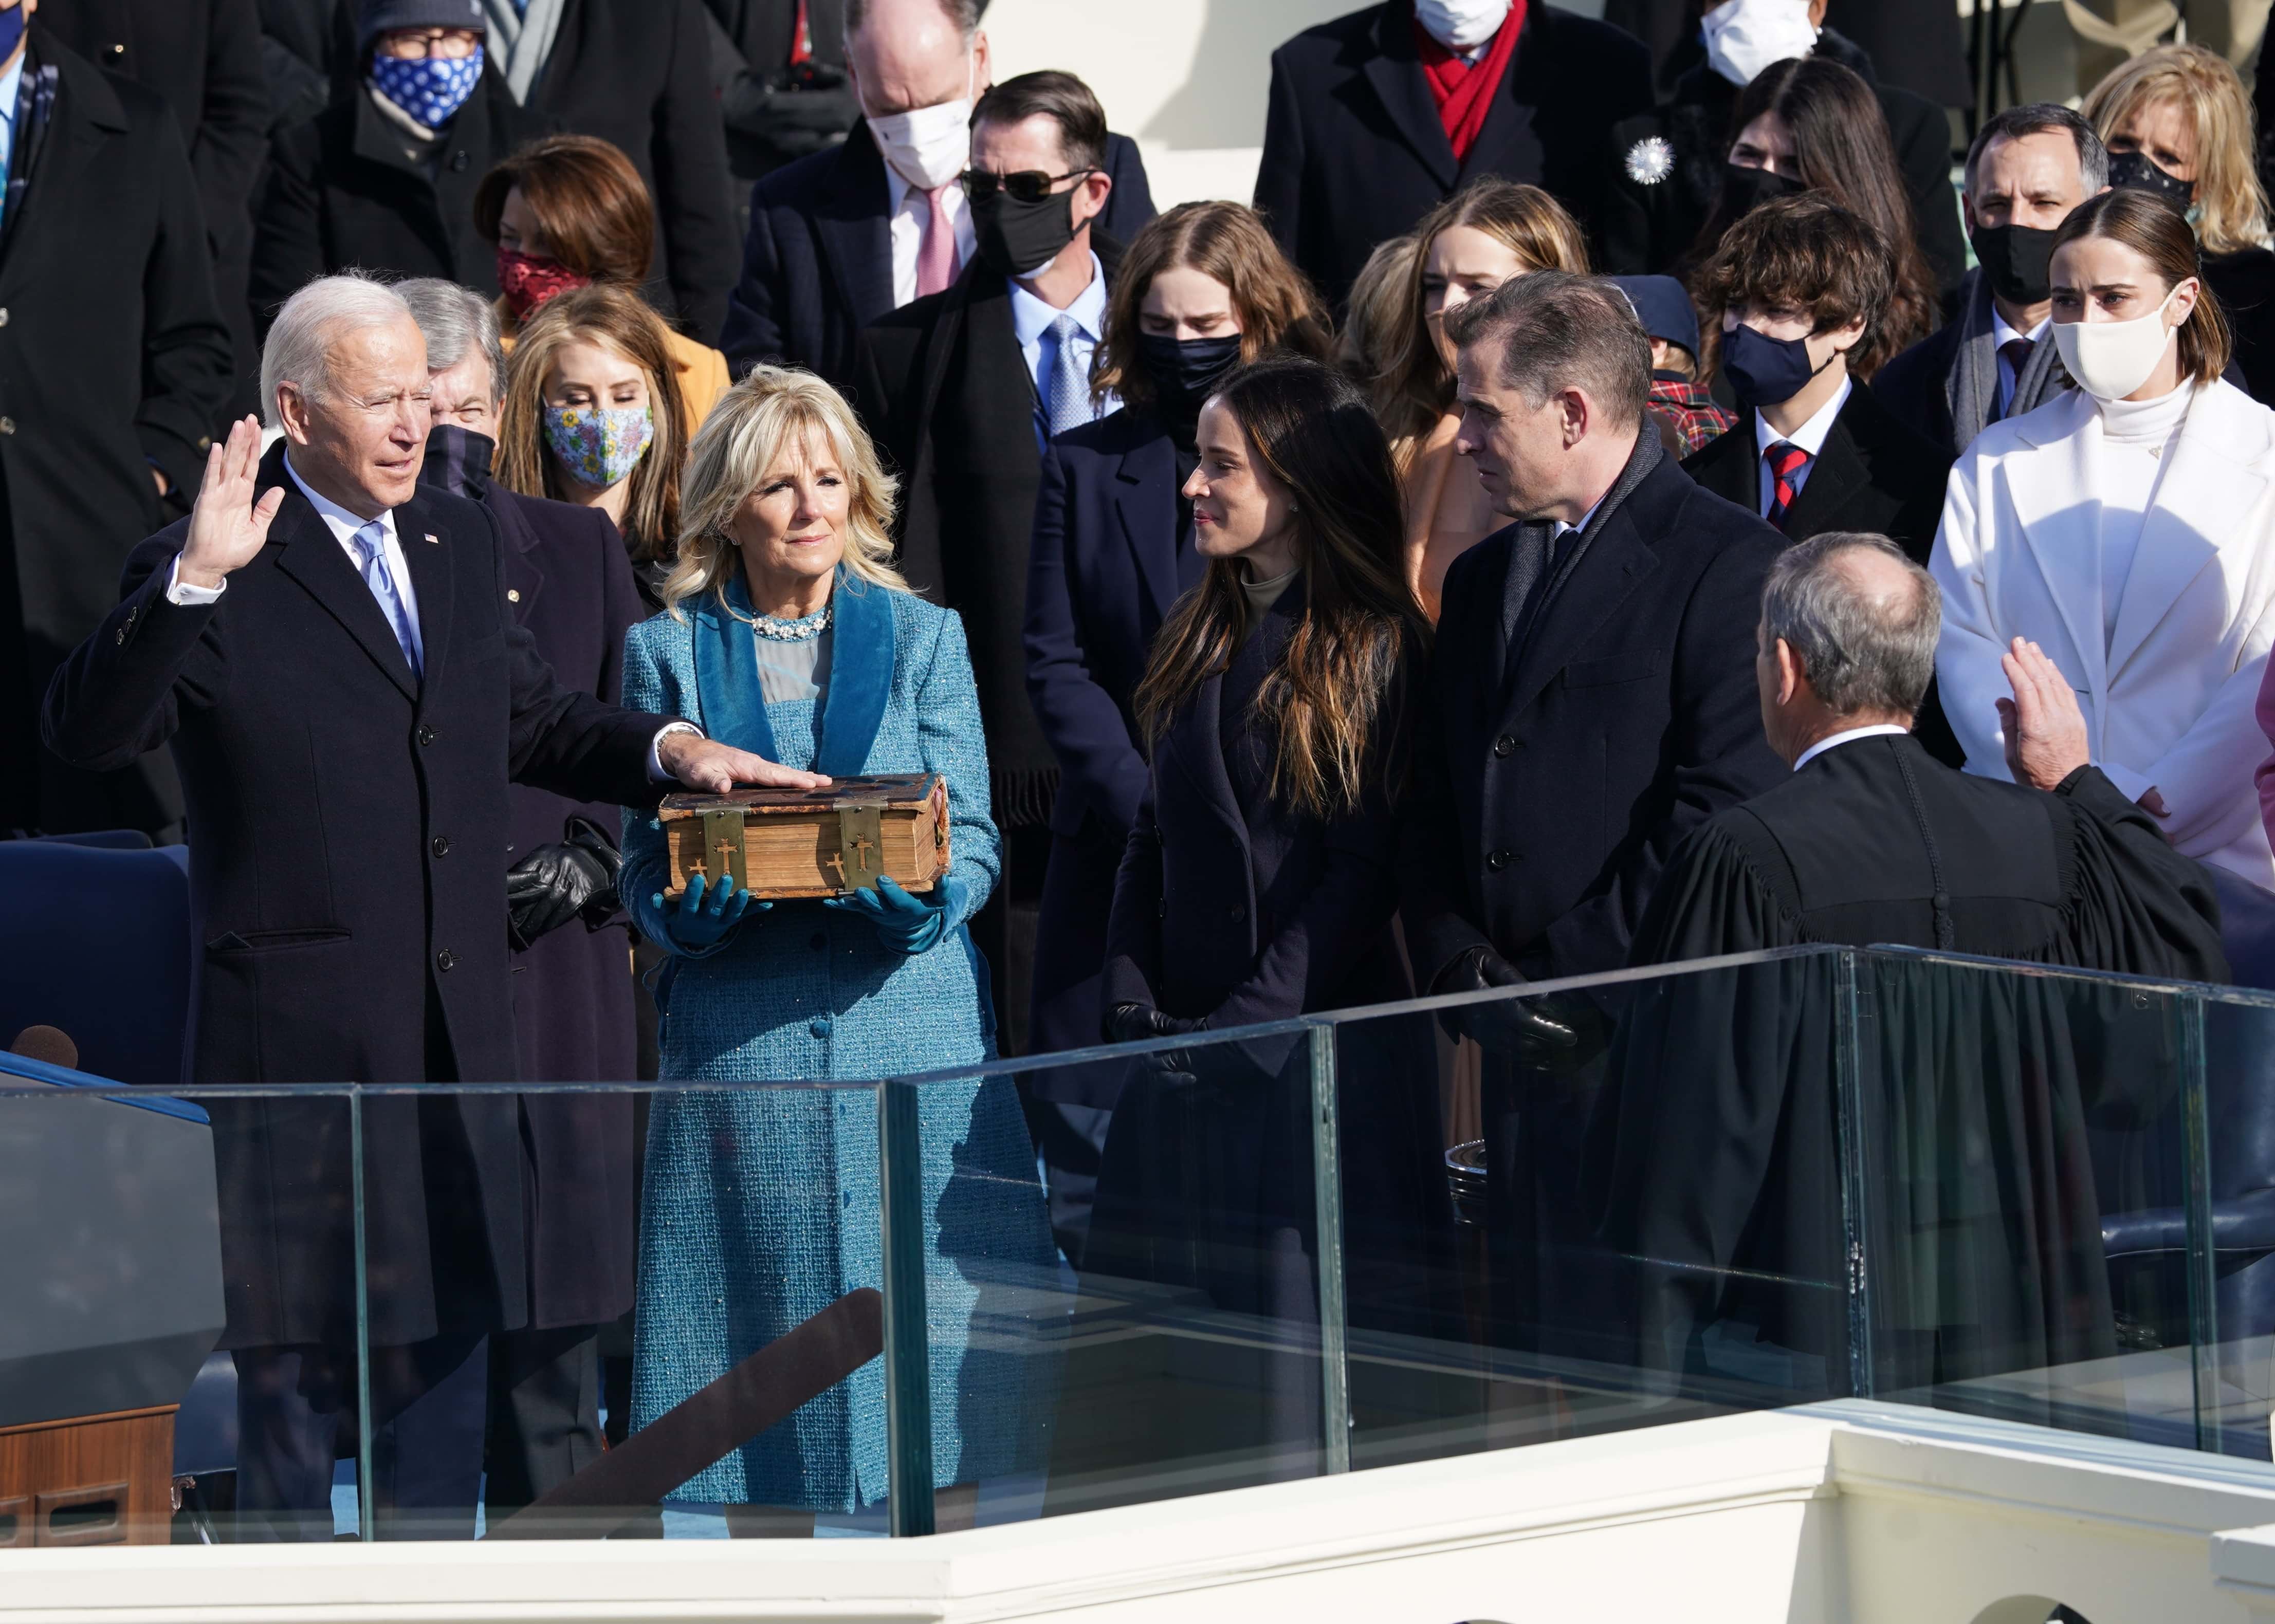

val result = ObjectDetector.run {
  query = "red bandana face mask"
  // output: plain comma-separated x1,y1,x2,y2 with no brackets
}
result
497,247,589,322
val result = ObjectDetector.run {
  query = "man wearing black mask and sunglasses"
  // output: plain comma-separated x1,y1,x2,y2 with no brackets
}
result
854,68,1126,1058
1874,104,2109,462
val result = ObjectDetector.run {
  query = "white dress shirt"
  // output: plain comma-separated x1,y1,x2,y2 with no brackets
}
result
885,167,975,309
1009,251,1118,444
1991,308,2051,419
1792,722,1911,773
1754,375,1852,517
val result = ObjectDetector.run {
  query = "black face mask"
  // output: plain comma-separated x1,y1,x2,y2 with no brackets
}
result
420,422,495,501
1721,160,1807,219
1970,222,2060,306
969,185,1080,276
1720,321,1834,411
1139,333,1242,420
2108,147,2195,210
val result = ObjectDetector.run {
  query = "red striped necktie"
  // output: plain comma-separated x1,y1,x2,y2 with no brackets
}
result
1764,439,1811,529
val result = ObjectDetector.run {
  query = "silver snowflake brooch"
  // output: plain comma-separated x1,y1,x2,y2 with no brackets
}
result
1625,136,1675,187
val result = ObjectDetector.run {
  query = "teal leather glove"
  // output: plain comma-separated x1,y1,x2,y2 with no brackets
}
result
824,874,961,955
652,871,768,953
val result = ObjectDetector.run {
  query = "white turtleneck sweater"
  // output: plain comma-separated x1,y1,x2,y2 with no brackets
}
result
2093,381,2196,645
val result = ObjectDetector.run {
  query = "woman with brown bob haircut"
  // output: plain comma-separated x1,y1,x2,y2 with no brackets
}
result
1686,56,1938,380
475,135,730,439
496,283,691,604
1369,180,1589,620
1934,187,2275,889
1021,201,1333,1159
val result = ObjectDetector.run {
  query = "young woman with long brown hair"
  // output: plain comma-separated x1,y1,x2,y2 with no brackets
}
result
494,283,690,604
1075,357,1453,1476
1685,54,1939,378
1368,180,1591,618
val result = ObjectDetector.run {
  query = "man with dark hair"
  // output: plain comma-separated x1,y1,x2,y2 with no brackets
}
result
1253,0,1650,308
1874,103,2109,459
853,67,1126,1055
1600,534,2225,1401
1398,268,1785,1351
1681,196,1948,560
720,0,1153,385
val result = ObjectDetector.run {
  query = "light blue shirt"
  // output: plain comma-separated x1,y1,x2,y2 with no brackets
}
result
1008,251,1117,449
0,45,27,228
284,454,427,674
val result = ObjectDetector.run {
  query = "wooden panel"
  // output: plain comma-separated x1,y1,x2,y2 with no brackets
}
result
0,1407,175,1546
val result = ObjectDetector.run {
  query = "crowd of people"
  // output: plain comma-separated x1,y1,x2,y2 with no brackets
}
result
11,0,2275,1541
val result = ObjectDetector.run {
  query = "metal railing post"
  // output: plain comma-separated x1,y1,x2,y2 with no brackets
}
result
877,1079,936,1535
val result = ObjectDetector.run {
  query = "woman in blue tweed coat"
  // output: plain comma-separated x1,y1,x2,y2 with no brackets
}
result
617,366,1058,1527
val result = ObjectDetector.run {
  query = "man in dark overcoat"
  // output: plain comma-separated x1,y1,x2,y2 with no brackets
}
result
251,0,521,330
42,273,814,1538
39,0,269,416
1398,270,1785,1356
718,0,1153,386
1252,0,1650,308
0,9,235,838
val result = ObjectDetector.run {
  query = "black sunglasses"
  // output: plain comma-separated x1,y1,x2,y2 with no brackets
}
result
959,167,1097,205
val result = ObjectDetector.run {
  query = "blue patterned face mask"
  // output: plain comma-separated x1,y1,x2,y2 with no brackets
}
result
368,47,485,130
543,402,653,489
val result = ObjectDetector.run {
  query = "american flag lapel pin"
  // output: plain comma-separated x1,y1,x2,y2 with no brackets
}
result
425,532,440,545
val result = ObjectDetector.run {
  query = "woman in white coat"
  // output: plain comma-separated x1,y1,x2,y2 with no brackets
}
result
1932,187,2275,886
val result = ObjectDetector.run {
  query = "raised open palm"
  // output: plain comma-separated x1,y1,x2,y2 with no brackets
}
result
176,415,286,589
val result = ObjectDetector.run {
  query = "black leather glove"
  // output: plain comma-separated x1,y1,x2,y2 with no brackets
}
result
506,816,622,951
1104,1002,1205,1044
1433,946,1590,1066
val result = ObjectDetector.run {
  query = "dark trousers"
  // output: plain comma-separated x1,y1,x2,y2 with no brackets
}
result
968,821,1051,1058
484,1325,605,1516
231,1332,490,1541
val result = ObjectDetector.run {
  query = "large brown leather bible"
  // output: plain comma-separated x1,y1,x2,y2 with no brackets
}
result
658,772,949,899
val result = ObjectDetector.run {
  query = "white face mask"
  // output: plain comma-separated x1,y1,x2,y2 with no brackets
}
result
1414,0,1512,52
865,54,975,193
1700,0,1819,88
2054,284,2186,402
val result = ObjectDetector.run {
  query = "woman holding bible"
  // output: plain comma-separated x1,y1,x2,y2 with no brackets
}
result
615,367,1056,1531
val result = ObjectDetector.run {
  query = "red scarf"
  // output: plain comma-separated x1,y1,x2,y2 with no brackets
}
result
1412,1,1527,164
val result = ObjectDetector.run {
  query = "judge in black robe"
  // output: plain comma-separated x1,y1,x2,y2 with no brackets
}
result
1594,536,2228,1412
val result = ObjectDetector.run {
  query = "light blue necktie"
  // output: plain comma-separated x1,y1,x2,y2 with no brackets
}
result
348,520,422,679
1046,313,1093,439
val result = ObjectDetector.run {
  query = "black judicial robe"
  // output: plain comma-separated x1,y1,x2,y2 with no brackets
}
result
1594,733,2228,1402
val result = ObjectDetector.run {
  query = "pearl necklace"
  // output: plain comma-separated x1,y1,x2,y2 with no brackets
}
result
732,601,833,642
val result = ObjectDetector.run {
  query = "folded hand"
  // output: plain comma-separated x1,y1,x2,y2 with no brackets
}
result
653,870,768,952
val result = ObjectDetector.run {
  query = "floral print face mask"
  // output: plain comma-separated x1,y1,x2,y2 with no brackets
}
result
542,401,652,489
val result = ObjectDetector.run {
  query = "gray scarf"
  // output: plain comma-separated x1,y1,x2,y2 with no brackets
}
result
481,0,565,105
1503,424,1665,651
1944,266,2070,451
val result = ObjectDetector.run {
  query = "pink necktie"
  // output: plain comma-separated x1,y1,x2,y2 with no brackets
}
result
915,184,957,299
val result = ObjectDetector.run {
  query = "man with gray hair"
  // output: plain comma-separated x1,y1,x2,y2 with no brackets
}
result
43,272,819,1539
1399,268,1785,1355
1874,103,2111,459
1628,531,2224,970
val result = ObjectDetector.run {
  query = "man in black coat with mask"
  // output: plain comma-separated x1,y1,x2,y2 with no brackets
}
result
1399,270,1785,1354
0,9,235,838
1254,0,1649,308
1874,104,2107,461
720,0,1153,387
252,0,520,330
43,273,817,1539
854,69,1124,1056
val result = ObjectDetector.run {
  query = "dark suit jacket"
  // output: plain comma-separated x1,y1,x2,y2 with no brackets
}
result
1400,442,1788,986
1868,310,1975,462
1253,1,1652,307
1024,409,1202,840
854,231,1127,817
723,121,1155,386
41,441,668,1349
518,0,740,342
251,64,519,331
1679,383,1949,560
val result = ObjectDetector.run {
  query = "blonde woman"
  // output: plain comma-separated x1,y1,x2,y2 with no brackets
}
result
618,366,1055,1531
2086,43,2275,401
496,284,690,602
1369,181,1590,618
